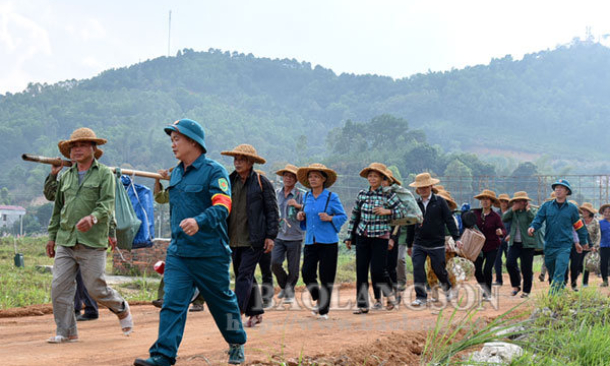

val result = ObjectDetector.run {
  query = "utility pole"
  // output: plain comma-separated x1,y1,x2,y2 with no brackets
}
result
168,10,172,57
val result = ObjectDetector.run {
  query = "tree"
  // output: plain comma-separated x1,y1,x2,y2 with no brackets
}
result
0,187,10,205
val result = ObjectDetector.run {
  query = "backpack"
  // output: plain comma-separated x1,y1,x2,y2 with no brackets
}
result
382,184,423,226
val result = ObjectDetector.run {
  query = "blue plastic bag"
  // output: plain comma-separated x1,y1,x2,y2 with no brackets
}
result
120,175,155,248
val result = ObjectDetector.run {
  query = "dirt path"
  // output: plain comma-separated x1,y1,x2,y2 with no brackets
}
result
0,274,583,366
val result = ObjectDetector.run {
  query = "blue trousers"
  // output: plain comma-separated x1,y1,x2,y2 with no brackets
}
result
149,253,246,363
544,245,572,294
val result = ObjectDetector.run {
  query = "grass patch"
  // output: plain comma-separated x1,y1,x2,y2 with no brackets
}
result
511,288,610,365
0,236,157,308
420,302,532,365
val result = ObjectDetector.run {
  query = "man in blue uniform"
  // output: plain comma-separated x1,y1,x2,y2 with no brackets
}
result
134,119,247,366
529,179,588,294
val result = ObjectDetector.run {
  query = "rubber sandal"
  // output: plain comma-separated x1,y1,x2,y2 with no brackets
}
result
352,308,369,314
47,335,78,343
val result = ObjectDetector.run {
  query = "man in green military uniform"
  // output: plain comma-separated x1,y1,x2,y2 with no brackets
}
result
529,179,588,293
46,127,132,343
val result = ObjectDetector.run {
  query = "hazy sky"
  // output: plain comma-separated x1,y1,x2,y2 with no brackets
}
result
1,0,609,94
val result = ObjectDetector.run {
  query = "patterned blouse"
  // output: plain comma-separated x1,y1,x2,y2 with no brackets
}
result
347,186,408,239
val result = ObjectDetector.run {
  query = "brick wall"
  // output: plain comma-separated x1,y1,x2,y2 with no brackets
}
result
112,239,170,276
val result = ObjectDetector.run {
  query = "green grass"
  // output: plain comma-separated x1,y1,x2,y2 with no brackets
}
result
0,236,158,309
420,286,610,365
509,288,610,366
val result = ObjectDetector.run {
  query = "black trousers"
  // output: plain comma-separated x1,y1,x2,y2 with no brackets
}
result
232,246,264,317
412,245,450,300
258,251,274,304
564,246,584,287
301,243,338,316
506,242,535,294
373,238,399,300
475,249,498,296
494,241,508,284
355,235,394,309
601,247,610,283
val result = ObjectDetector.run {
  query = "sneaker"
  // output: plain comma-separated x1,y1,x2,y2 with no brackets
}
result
76,313,99,321
283,296,295,304
583,284,589,288
492,281,503,286
520,293,529,298
151,299,163,308
311,303,319,315
262,300,273,309
278,289,286,299
317,314,329,320
372,301,383,310
601,282,609,288
446,287,458,301
189,303,204,312
227,344,245,365
410,299,427,307
482,293,492,302
245,314,263,327
133,355,172,366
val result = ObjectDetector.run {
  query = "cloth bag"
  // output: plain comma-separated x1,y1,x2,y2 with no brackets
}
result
383,184,423,226
585,251,600,273
114,169,142,250
458,228,486,262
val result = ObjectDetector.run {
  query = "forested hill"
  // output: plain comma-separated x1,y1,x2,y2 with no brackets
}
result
1,39,609,204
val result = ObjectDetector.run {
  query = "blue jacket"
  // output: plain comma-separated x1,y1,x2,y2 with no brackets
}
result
530,200,587,249
167,153,233,257
300,189,347,244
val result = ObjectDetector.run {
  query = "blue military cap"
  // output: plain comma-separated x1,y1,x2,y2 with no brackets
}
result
164,119,207,153
552,178,572,196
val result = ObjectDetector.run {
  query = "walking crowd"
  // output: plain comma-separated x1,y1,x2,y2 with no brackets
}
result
42,120,609,366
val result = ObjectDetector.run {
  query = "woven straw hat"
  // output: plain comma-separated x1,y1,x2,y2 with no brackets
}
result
436,189,457,211
221,144,266,164
509,191,532,203
58,128,107,159
580,202,597,215
599,204,610,214
545,191,556,201
409,172,440,188
359,162,390,180
275,164,298,177
384,168,402,186
474,189,500,206
498,193,510,202
296,163,337,189
432,184,445,194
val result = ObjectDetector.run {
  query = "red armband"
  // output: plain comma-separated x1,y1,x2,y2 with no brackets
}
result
212,193,232,214
573,219,584,231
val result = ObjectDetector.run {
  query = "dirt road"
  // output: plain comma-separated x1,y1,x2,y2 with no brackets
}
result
0,275,565,366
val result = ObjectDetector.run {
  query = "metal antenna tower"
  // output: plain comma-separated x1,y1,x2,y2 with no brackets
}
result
168,10,172,56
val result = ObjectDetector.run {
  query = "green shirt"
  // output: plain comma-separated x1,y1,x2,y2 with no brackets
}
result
502,208,536,248
228,177,250,247
44,173,59,201
48,159,115,248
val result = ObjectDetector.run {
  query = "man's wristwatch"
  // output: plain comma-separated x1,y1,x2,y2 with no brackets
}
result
90,215,98,225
